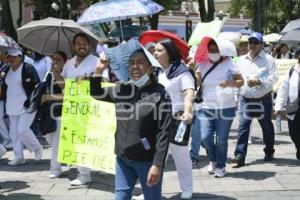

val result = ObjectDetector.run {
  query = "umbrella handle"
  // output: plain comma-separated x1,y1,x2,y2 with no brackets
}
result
119,20,124,42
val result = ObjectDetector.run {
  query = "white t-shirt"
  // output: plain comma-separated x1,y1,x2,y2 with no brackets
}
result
33,56,52,81
158,69,195,114
5,64,27,115
62,54,109,80
197,59,240,109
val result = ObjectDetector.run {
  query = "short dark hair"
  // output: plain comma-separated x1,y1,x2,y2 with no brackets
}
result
73,32,90,45
158,38,182,63
54,51,67,62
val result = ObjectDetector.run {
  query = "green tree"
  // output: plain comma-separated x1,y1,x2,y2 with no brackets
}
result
230,0,300,33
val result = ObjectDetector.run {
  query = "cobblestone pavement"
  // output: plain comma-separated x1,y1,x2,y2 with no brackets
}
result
0,119,300,200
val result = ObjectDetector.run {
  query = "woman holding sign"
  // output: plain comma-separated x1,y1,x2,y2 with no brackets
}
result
89,48,171,200
40,51,67,178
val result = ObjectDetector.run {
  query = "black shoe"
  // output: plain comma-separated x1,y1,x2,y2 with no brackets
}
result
191,158,199,165
264,154,274,161
231,156,245,166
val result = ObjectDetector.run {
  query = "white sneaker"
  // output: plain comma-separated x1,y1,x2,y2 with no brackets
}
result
214,168,226,178
180,190,193,199
34,146,43,161
8,158,26,166
207,162,216,174
70,174,91,186
132,194,144,200
0,145,6,159
49,170,62,178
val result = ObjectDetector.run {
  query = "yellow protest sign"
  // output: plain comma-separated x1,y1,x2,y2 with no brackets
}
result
274,59,298,92
58,79,116,174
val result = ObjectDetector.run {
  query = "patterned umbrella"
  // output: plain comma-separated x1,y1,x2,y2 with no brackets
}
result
0,32,21,53
77,0,163,40
77,0,164,25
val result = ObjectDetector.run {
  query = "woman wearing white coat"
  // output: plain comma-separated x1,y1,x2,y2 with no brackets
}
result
275,50,300,160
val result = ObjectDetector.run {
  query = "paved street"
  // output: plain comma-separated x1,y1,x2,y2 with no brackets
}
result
0,118,300,200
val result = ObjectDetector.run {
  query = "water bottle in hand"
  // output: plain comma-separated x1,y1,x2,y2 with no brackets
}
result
175,121,187,143
275,115,281,134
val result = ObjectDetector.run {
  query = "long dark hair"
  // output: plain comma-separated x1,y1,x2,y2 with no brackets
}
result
158,38,182,63
33,51,45,63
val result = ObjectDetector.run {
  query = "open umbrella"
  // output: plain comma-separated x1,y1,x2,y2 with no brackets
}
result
0,32,21,52
139,30,190,60
278,29,300,46
263,33,282,43
281,19,300,33
77,0,163,40
17,17,99,57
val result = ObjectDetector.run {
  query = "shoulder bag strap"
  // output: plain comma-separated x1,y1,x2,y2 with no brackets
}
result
201,59,222,84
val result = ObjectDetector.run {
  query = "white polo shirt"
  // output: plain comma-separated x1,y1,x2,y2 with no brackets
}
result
158,67,195,114
62,54,109,79
5,64,27,115
197,59,240,109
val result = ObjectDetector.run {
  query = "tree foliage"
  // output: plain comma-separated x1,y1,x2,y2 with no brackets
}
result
230,0,300,33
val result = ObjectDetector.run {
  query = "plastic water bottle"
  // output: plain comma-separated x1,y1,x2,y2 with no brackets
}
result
175,121,187,143
275,115,281,134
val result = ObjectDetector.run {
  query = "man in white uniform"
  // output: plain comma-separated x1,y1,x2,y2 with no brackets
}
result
52,32,109,186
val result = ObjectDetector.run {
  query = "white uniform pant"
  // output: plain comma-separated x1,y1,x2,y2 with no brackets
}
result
46,119,62,172
0,101,11,147
9,112,41,160
169,143,193,192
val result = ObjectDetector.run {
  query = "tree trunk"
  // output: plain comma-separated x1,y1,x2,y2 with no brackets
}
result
198,0,215,22
2,0,18,41
60,0,69,19
149,14,159,30
17,0,23,27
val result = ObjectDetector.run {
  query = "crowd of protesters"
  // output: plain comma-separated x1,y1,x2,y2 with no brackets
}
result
0,30,299,200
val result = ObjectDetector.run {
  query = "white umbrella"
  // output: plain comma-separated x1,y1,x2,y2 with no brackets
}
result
218,32,242,45
263,33,282,43
17,17,99,57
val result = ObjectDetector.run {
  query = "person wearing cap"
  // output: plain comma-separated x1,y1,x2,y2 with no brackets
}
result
0,48,43,166
231,32,278,167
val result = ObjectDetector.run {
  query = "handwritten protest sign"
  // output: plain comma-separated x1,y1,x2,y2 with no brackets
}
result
58,79,116,174
274,59,298,92
104,39,141,81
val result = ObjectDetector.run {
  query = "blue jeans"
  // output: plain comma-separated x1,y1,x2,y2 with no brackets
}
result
200,108,235,169
234,95,275,159
190,110,201,161
115,156,163,200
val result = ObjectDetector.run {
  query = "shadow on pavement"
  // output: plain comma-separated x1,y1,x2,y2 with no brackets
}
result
0,159,51,172
0,193,44,200
0,181,30,194
164,192,237,199
227,171,276,180
247,157,299,167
